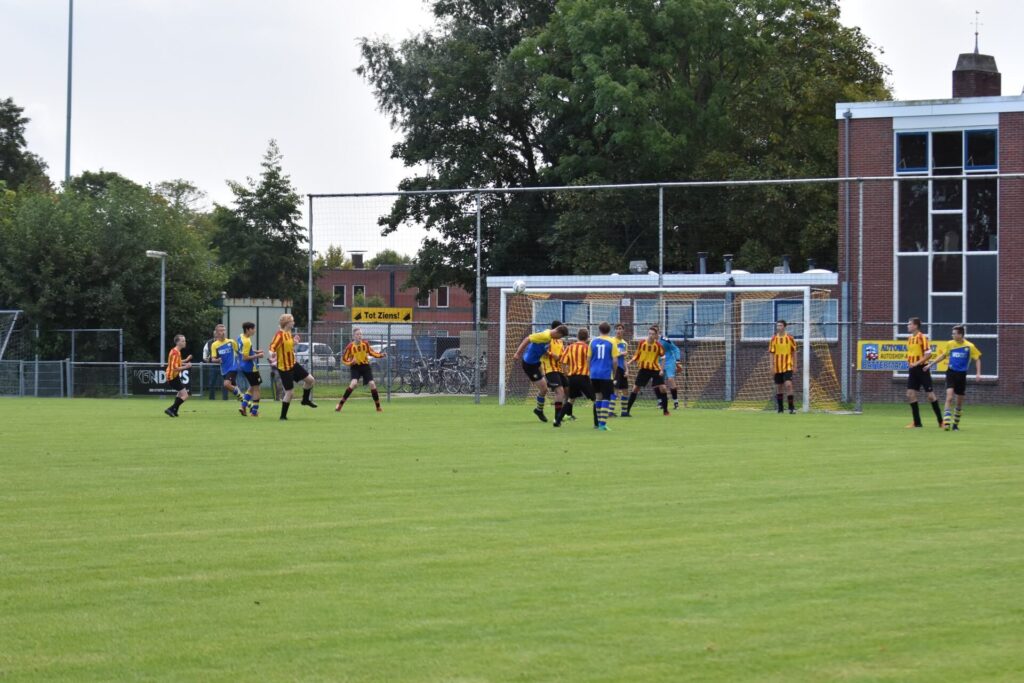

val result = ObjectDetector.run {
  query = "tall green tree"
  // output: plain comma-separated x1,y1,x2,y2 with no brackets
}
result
0,97,51,192
0,171,224,360
360,0,889,287
211,140,319,324
366,248,413,269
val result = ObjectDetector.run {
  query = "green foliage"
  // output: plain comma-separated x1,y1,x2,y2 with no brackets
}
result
211,140,315,324
0,97,51,192
360,0,890,284
0,171,225,359
366,248,413,269
314,245,352,270
353,291,386,308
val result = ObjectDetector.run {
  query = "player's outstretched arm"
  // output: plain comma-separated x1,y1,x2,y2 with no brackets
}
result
512,336,530,360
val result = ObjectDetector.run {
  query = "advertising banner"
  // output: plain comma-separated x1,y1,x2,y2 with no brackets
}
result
857,340,945,371
129,365,192,396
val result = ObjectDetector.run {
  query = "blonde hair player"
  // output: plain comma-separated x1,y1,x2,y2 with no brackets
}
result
268,313,317,420
336,327,386,413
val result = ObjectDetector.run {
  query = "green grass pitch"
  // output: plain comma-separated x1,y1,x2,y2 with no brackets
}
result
2,397,1023,681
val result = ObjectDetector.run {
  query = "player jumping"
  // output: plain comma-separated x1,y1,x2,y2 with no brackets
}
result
512,323,569,422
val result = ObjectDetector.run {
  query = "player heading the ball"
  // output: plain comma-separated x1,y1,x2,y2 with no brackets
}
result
513,322,569,423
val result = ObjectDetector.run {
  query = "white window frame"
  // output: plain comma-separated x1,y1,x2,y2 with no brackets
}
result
332,284,346,308
740,299,839,342
418,291,431,308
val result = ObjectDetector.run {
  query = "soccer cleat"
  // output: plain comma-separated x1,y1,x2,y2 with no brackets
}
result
598,424,609,431
620,412,631,418
279,416,288,421
533,407,548,423
673,402,679,410
904,422,923,429
553,421,561,428
778,408,784,414
250,412,259,418
164,407,176,418
376,406,383,413
789,409,796,415
952,425,960,431
239,405,247,417
663,410,670,416
301,399,318,408
335,401,344,412
943,421,951,431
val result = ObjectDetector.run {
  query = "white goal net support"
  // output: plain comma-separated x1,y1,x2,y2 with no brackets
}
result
497,287,843,412
0,310,21,362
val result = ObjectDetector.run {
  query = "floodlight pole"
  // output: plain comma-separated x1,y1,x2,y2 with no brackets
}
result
64,0,74,183
474,193,482,404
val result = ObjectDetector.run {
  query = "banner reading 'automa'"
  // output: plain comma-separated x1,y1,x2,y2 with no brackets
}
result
857,340,945,371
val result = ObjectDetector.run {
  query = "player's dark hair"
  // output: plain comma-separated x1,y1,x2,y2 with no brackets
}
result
953,324,965,335
551,320,562,328
577,328,589,341
776,319,787,327
242,321,255,332
554,325,569,337
909,317,921,328
649,325,659,334
599,321,611,334
173,334,185,344
615,322,624,329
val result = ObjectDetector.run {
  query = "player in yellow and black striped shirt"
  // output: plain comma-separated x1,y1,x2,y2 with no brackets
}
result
624,326,669,416
554,328,596,427
905,316,942,428
336,327,387,413
769,320,798,414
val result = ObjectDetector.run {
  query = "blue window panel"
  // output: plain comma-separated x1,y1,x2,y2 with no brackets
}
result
896,132,928,172
965,130,998,170
532,299,561,333
694,300,726,339
665,303,694,339
561,301,588,326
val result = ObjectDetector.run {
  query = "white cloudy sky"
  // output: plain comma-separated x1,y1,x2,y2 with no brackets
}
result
3,0,1022,255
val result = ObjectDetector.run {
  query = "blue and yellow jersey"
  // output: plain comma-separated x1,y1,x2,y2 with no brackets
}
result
540,337,564,374
944,339,981,372
614,336,628,370
210,337,239,375
522,330,553,365
237,334,257,373
589,335,621,380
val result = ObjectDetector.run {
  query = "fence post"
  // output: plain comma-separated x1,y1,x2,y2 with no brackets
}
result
19,360,25,397
34,324,39,397
65,358,72,398
386,322,392,403
855,180,864,413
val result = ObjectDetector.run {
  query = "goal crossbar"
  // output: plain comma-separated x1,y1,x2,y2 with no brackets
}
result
498,286,813,411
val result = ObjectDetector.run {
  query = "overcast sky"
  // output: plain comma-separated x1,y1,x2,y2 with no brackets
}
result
3,0,1022,255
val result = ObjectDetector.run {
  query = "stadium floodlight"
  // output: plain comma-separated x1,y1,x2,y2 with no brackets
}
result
146,251,168,362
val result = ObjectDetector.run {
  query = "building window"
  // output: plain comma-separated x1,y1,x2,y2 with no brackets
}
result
894,128,998,376
418,291,430,308
896,132,928,172
632,299,727,340
531,299,620,333
332,285,346,308
353,285,366,305
436,286,450,308
741,299,839,342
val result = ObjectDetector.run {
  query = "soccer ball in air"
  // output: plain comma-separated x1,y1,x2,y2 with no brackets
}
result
512,280,527,295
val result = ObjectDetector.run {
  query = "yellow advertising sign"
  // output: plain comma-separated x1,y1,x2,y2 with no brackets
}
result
857,340,947,371
351,307,414,323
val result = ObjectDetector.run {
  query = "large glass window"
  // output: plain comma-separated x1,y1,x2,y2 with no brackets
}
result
332,285,346,308
894,128,998,376
741,299,838,341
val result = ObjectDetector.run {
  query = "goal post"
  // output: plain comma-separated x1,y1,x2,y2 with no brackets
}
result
497,286,842,412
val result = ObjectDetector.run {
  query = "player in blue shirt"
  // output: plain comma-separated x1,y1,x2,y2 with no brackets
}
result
660,334,682,410
927,325,982,431
236,322,265,417
589,321,621,431
209,323,245,414
513,323,569,422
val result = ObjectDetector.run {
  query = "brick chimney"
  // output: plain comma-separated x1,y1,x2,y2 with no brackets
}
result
953,49,1001,98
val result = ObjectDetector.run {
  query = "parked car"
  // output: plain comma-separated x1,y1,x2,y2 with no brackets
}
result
438,348,462,365
368,342,397,364
294,342,337,371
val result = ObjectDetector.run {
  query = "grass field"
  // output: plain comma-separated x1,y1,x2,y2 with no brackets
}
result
2,396,1023,681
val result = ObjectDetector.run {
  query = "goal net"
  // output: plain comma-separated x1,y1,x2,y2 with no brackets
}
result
497,288,843,412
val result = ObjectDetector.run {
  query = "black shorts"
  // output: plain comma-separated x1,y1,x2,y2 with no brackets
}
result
223,370,238,384
568,375,596,401
166,376,184,392
243,370,262,386
350,363,374,385
592,378,615,398
906,366,933,392
544,371,563,388
559,373,569,388
946,370,967,396
521,361,543,382
774,371,794,385
614,367,628,390
279,363,310,391
634,368,665,388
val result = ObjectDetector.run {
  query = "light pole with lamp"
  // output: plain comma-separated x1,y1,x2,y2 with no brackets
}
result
146,250,168,362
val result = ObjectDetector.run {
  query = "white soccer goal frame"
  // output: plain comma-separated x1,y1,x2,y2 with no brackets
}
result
0,310,21,362
498,286,812,411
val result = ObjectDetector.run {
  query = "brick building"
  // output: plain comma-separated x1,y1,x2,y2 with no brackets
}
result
837,45,1024,403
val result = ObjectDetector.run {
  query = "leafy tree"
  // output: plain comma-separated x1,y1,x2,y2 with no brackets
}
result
314,245,352,270
0,97,51,192
359,0,889,288
353,292,386,308
211,140,319,324
366,248,413,269
0,171,225,360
